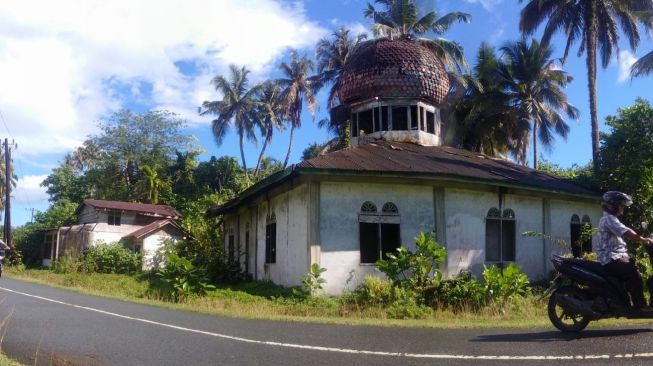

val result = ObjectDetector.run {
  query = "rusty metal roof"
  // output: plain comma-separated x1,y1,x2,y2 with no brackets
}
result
209,142,598,216
298,141,597,196
82,199,182,219
337,38,450,105
125,219,183,239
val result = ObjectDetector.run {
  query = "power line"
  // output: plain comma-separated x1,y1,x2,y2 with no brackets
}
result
0,109,11,136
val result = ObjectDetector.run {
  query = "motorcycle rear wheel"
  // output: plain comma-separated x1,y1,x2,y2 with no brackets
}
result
548,286,591,332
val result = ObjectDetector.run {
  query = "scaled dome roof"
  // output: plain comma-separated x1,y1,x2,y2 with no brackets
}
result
337,38,450,106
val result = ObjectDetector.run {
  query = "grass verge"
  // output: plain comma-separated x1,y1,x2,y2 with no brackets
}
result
5,268,653,330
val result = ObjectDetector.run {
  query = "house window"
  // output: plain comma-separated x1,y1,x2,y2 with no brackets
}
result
391,106,408,130
410,105,419,130
373,107,381,132
43,233,54,259
426,111,435,134
228,227,235,262
108,211,121,226
265,213,277,264
358,110,373,135
359,201,401,264
245,222,250,273
351,113,358,137
381,106,389,130
133,244,141,253
485,208,516,263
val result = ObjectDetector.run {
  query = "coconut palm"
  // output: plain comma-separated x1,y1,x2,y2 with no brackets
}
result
449,43,517,157
364,0,471,72
276,51,320,169
498,40,579,169
631,50,653,77
200,65,263,178
315,27,368,109
252,81,285,178
519,0,653,166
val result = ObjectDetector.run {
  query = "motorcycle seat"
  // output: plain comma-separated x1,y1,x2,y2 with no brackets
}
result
560,257,626,290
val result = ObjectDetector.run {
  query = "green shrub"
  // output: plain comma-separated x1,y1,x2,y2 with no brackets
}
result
51,252,83,274
81,242,142,274
298,263,327,297
156,253,215,301
482,263,530,301
436,270,488,311
375,232,447,305
386,298,433,319
354,276,393,306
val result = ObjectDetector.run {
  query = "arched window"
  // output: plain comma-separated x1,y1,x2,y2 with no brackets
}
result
382,202,399,214
581,215,593,254
359,201,401,264
265,213,276,264
485,207,516,263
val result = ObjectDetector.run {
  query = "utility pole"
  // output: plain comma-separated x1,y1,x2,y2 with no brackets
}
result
3,138,16,245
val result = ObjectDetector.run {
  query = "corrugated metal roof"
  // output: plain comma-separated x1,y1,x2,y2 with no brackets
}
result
83,199,182,218
208,142,598,216
125,219,183,239
297,141,597,196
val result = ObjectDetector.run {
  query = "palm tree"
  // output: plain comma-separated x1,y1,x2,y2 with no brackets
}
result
276,51,320,169
252,81,285,178
497,40,579,169
139,164,165,204
631,50,653,77
200,65,263,179
519,0,653,167
449,43,518,157
364,0,471,73
315,27,368,109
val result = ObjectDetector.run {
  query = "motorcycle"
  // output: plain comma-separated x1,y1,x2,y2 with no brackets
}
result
546,249,653,332
0,248,6,278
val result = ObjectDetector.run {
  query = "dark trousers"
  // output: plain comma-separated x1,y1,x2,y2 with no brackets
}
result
604,259,646,307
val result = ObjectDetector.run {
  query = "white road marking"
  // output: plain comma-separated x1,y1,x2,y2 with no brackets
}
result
1,286,651,361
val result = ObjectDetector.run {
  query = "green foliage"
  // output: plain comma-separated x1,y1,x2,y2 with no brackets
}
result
375,232,447,304
13,199,79,266
302,142,328,161
353,276,393,306
386,298,433,319
156,253,215,301
81,242,142,274
436,271,487,311
537,158,596,188
298,263,327,297
482,263,530,301
596,98,653,233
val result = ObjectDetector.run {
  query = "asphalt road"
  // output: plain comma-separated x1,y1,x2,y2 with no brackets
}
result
0,278,653,366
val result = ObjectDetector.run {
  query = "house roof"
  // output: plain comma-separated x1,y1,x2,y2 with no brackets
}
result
82,199,181,219
208,141,599,216
125,219,184,239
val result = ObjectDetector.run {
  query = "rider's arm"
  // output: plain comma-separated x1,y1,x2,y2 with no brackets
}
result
624,230,653,245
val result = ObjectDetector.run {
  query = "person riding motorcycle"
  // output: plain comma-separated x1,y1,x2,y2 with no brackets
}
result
598,191,653,312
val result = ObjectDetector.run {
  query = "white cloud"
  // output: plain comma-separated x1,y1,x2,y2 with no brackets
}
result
0,0,327,156
13,174,49,205
463,0,504,11
617,50,638,83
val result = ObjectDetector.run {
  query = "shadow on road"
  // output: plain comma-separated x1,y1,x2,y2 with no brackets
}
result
471,328,653,343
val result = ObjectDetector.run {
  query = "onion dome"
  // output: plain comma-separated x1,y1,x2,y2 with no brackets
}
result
337,38,450,106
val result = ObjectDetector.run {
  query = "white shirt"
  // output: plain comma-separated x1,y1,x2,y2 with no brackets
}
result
597,211,630,265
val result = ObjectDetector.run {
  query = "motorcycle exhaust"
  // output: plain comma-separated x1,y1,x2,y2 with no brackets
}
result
556,293,600,319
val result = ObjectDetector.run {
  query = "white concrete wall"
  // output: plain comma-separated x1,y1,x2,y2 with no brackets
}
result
548,199,602,270
224,184,310,288
319,182,435,295
444,188,497,277
505,193,545,279
141,228,181,270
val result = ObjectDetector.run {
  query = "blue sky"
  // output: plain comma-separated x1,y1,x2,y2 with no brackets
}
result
2,0,653,227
